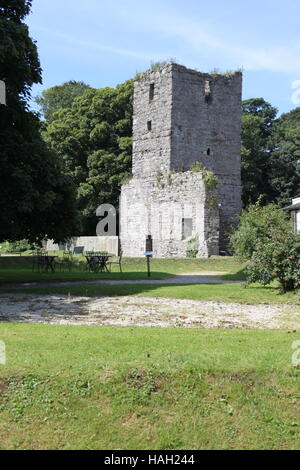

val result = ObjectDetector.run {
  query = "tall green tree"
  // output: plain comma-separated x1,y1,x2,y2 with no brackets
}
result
0,0,79,242
241,98,277,205
269,107,300,205
35,80,92,122
241,98,300,207
43,80,133,234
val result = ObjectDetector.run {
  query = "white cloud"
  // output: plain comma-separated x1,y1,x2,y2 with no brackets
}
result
144,12,300,74
31,2,300,75
31,26,162,63
112,2,300,74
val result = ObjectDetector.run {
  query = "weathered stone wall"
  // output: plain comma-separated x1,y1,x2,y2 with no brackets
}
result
121,63,242,257
132,67,173,178
45,236,119,255
170,64,242,250
120,171,219,258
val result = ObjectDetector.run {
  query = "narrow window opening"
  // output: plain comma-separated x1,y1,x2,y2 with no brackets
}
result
204,80,212,103
149,83,155,101
182,218,193,240
207,148,211,156
147,120,152,131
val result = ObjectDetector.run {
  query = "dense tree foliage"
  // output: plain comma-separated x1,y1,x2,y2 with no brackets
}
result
268,107,300,205
0,0,79,242
241,98,300,207
43,81,133,234
0,0,41,100
241,98,277,205
35,80,92,122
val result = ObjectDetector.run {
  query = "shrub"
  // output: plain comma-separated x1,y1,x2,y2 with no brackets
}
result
231,202,300,292
186,236,199,258
0,241,10,253
0,239,33,253
246,231,300,292
230,201,290,260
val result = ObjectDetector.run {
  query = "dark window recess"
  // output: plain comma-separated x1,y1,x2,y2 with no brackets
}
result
149,83,155,101
207,148,211,156
204,80,212,103
147,120,152,131
182,218,193,240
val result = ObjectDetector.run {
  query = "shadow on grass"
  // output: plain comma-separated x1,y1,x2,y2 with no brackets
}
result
0,270,172,285
222,268,247,281
0,271,245,292
0,281,295,306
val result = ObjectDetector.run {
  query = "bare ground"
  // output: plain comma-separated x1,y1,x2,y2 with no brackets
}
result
0,294,299,329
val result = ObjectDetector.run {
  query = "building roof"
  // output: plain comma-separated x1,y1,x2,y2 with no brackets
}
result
282,202,300,211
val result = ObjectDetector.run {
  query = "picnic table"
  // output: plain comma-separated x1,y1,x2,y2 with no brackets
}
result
43,255,57,272
32,253,57,272
85,252,112,273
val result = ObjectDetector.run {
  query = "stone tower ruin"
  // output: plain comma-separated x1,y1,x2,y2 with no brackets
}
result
120,63,242,257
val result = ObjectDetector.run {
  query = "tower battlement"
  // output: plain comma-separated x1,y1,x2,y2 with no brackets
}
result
133,63,242,179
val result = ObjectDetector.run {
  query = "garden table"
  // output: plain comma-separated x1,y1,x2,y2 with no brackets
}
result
87,253,112,272
36,255,57,272
85,253,112,273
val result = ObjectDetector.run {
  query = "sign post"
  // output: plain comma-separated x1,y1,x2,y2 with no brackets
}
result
144,235,153,278
0,81,6,106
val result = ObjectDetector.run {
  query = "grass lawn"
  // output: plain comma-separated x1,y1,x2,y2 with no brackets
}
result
0,324,299,450
7,282,300,305
1,254,299,305
0,255,245,284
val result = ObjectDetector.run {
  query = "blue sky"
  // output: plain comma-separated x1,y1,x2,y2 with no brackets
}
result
26,0,300,116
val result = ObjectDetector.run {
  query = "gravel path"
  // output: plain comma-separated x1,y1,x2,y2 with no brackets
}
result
0,294,299,329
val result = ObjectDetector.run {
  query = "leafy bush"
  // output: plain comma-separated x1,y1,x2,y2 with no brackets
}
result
186,236,199,258
0,239,33,253
0,241,10,253
246,231,300,292
230,201,290,260
231,202,300,292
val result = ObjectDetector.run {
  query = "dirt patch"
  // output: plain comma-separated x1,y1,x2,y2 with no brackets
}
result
0,293,299,329
0,378,10,393
124,368,162,392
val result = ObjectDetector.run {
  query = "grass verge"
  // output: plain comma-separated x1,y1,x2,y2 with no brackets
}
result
4,282,300,305
0,256,246,284
0,324,299,450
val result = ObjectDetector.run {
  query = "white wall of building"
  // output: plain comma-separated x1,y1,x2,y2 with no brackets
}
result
45,236,119,255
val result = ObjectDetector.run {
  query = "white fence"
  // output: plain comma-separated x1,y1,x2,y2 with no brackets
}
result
44,236,119,255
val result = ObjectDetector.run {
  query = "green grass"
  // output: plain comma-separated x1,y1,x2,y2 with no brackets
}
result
1,254,298,305
0,324,299,449
0,268,169,283
4,282,299,306
0,255,245,284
